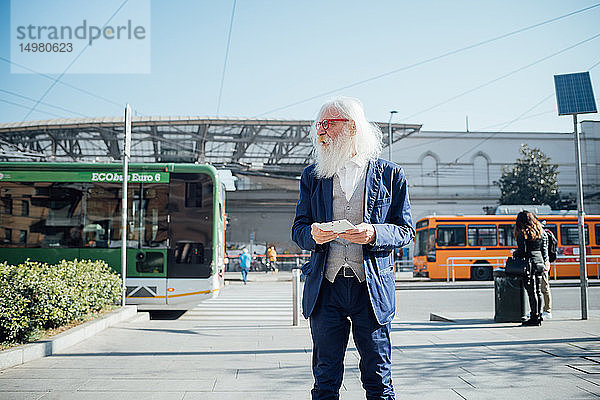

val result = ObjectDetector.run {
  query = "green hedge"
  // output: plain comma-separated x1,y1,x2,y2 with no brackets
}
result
0,259,121,345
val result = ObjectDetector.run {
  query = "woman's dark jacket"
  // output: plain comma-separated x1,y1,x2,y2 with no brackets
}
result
513,230,548,274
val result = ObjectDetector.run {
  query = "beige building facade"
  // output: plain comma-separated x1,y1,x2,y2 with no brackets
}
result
227,121,600,255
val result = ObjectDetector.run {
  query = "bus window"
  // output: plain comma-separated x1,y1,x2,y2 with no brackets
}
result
416,219,429,229
0,182,84,248
498,224,516,246
468,225,497,246
426,228,436,261
185,182,203,208
174,242,205,264
2,196,12,214
545,224,557,239
436,225,466,246
560,224,589,245
415,228,435,257
415,229,425,256
3,228,11,244
86,183,120,248
596,224,600,245
138,185,169,248
19,230,27,244
167,173,214,278
136,251,165,273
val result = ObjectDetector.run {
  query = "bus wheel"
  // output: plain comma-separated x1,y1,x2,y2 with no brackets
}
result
471,263,492,281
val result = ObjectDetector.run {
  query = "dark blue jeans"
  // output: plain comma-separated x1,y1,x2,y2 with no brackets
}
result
309,276,394,400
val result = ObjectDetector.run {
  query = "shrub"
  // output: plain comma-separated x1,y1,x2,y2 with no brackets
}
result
0,259,121,345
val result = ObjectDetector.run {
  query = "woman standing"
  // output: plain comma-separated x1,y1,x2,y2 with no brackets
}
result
513,211,549,326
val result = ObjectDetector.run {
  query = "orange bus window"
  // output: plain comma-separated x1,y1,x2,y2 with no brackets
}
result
415,228,435,258
416,220,429,229
595,224,600,245
436,225,466,246
544,224,557,239
468,225,497,246
498,224,516,246
560,224,589,245
415,229,427,257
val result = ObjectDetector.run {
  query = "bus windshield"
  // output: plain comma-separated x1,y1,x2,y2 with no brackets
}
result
416,228,435,257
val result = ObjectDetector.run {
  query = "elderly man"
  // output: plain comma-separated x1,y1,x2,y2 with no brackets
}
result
292,97,414,400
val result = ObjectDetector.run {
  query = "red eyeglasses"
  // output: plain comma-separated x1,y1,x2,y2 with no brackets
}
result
316,118,349,130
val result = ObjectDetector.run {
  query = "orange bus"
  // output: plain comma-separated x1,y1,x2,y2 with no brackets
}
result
413,214,600,280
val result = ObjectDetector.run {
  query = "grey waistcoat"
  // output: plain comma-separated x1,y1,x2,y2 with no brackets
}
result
325,172,366,283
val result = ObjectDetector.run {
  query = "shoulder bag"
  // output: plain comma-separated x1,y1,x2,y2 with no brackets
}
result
505,257,528,276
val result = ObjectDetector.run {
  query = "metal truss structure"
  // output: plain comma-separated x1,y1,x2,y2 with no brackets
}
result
0,117,421,175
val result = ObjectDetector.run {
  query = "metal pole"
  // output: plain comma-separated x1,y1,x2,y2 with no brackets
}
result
573,114,588,320
387,111,398,271
387,111,397,162
249,231,254,270
292,268,301,326
121,104,131,307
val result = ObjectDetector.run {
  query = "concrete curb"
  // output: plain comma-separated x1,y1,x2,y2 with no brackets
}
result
0,305,138,370
126,312,150,324
430,313,455,322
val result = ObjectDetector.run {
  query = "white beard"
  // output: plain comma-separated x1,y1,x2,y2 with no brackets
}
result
314,131,356,179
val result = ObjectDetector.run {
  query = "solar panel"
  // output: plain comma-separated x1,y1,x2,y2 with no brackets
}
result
554,72,597,115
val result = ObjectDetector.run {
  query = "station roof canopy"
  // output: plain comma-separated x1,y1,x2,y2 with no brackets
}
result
0,116,421,175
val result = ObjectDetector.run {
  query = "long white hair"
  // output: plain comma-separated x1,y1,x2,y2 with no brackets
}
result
311,97,383,178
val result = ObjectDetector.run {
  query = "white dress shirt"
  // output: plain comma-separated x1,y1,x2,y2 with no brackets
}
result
336,155,367,202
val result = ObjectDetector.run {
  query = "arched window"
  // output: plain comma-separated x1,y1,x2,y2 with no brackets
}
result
421,154,438,187
473,154,489,186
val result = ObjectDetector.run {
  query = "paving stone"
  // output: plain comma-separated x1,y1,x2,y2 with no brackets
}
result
78,378,215,392
0,393,46,400
454,385,598,400
40,392,185,400
0,378,85,392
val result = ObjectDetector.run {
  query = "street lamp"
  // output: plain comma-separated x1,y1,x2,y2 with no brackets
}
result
388,111,397,162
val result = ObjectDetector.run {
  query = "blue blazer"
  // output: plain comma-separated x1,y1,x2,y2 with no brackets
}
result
291,158,415,325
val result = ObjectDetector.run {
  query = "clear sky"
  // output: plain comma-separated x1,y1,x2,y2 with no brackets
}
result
1,0,599,132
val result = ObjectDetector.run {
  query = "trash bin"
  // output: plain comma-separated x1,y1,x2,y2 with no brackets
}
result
493,269,527,323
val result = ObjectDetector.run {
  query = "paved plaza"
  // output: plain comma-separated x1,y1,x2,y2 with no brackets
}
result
1,277,599,399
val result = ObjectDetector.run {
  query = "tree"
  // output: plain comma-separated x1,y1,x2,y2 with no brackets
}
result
495,144,560,207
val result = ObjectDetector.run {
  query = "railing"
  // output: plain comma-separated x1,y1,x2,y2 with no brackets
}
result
443,256,508,282
226,253,415,274
225,253,310,272
441,255,600,282
551,255,600,280
395,259,414,272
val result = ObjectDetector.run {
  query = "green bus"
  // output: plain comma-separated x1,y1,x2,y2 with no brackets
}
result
0,162,226,309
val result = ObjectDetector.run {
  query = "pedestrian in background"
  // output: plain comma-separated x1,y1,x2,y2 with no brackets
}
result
513,211,549,326
292,97,414,399
540,221,554,320
239,248,251,285
267,245,278,272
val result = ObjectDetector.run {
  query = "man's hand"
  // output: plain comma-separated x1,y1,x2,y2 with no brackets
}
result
339,223,376,245
311,223,338,244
